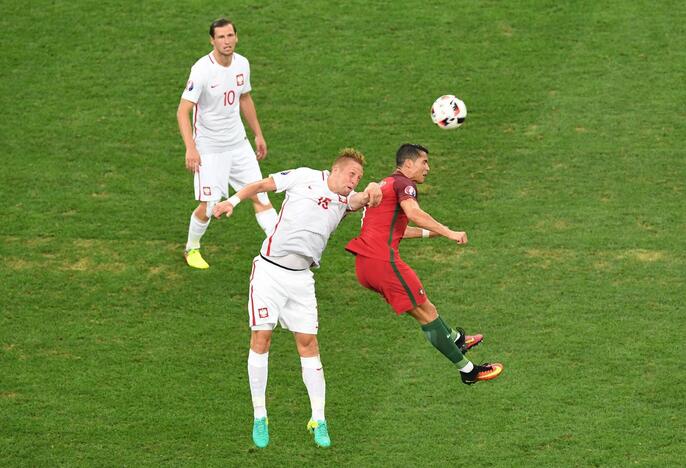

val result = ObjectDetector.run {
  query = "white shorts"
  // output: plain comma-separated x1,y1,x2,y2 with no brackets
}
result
194,139,269,204
248,256,318,334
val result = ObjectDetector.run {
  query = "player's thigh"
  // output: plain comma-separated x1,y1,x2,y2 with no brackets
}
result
248,257,288,330
195,151,232,200
363,256,427,314
280,270,318,335
385,258,427,313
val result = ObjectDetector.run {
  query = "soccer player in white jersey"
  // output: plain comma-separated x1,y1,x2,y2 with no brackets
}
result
212,149,382,449
177,18,278,269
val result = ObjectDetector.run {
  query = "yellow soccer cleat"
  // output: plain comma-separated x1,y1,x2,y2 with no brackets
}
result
184,249,209,269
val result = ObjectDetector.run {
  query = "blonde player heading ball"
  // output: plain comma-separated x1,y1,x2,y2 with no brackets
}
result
213,149,382,449
177,18,278,269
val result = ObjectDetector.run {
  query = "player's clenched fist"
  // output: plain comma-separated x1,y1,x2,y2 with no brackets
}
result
363,182,383,207
213,200,235,218
448,230,468,245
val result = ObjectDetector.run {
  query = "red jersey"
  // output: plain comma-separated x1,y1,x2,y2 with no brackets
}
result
346,171,418,261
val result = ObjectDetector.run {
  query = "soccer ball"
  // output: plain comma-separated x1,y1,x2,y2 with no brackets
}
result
430,95,467,129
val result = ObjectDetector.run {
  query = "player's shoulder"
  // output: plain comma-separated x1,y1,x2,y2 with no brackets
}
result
232,52,250,68
294,167,326,182
273,167,321,181
189,53,215,72
387,172,417,199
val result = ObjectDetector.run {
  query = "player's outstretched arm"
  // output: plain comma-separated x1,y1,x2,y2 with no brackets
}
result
213,177,277,219
403,226,436,239
348,182,383,211
400,198,467,245
239,93,267,160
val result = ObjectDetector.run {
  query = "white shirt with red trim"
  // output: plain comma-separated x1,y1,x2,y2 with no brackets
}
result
181,51,252,153
261,168,356,268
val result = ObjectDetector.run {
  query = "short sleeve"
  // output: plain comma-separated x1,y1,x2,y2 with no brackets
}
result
181,66,204,103
394,178,418,202
270,168,309,193
242,59,252,93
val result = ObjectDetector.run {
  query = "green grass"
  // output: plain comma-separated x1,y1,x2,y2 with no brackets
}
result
1,0,685,466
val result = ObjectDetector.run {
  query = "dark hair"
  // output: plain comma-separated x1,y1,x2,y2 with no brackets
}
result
209,18,236,37
396,143,429,167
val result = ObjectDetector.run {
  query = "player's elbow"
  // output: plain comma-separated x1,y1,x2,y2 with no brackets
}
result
404,206,423,223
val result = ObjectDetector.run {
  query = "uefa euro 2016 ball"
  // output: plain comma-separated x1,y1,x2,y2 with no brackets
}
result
431,95,467,129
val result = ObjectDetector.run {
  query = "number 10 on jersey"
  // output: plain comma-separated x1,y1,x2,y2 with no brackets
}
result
224,90,235,106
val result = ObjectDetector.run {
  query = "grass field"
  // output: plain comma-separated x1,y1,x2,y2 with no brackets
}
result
1,0,685,466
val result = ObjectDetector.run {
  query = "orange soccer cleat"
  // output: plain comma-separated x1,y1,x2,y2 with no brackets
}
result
461,363,504,385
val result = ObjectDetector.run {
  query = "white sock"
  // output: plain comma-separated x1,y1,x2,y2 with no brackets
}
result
186,213,210,251
248,350,269,419
255,208,278,236
301,355,326,422
459,361,474,373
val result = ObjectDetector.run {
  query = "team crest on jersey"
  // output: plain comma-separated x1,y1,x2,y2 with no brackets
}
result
258,307,269,319
186,80,194,91
337,194,348,204
404,186,417,197
236,74,244,86
202,186,211,196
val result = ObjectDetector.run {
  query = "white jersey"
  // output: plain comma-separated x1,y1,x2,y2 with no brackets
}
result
261,168,355,267
181,51,252,153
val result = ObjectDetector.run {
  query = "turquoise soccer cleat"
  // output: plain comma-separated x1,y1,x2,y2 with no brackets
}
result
252,417,269,448
307,419,331,448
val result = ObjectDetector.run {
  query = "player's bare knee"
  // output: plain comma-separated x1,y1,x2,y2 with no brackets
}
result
294,333,319,357
250,330,272,353
409,300,438,324
193,203,210,222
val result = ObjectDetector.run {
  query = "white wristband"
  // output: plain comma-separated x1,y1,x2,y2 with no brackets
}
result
421,229,430,238
228,194,241,207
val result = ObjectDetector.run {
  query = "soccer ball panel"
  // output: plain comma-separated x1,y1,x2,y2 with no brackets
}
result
431,95,467,129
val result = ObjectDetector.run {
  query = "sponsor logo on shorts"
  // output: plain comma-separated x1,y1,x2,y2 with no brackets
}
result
418,288,425,296
203,187,212,196
404,186,417,197
379,180,387,187
258,307,269,319
280,171,291,175
236,74,244,86
186,80,194,91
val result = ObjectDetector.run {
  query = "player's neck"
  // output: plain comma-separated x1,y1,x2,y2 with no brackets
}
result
212,49,233,67
396,167,414,180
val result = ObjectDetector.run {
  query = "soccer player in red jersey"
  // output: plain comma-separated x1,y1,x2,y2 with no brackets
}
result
346,143,503,385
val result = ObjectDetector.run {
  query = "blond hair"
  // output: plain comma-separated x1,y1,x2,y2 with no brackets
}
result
333,148,366,168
